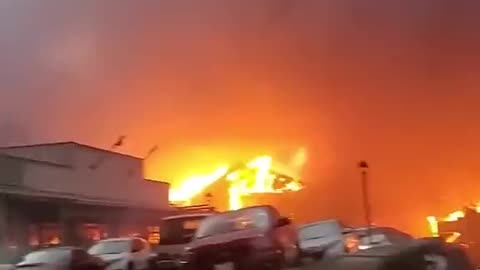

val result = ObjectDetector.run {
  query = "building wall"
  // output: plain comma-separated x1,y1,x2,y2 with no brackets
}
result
0,143,170,210
0,156,24,185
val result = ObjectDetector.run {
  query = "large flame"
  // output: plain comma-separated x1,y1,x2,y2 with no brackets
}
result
169,166,230,204
426,204,480,237
169,154,305,210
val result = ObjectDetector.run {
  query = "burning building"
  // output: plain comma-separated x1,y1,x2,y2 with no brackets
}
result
427,205,480,265
169,155,304,212
427,206,480,240
0,142,178,262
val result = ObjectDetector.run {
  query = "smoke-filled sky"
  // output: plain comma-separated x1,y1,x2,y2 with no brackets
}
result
1,0,480,235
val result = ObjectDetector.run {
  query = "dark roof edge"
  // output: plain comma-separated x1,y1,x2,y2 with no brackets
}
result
0,185,173,212
0,154,72,169
71,142,142,160
0,141,142,160
144,179,170,186
0,141,74,149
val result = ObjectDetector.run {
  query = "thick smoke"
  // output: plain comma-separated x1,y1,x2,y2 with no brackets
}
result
0,121,30,146
1,0,480,235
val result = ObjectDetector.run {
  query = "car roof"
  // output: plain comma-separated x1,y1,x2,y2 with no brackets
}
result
214,205,273,216
29,246,78,253
350,226,413,238
353,226,399,233
163,213,214,221
97,237,137,242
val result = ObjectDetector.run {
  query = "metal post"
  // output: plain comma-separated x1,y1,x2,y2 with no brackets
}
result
359,161,372,243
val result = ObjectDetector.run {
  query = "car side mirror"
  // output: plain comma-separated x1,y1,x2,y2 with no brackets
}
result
277,217,291,227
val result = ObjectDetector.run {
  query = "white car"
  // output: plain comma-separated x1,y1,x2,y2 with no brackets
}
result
299,219,347,259
88,237,151,270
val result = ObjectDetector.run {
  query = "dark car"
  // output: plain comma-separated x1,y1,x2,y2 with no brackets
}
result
182,205,300,270
328,239,473,270
149,212,214,270
344,226,414,253
15,246,105,270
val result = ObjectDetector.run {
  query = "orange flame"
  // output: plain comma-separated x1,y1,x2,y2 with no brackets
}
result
169,166,230,203
445,232,461,243
169,154,305,210
426,216,439,237
444,210,465,221
426,207,474,237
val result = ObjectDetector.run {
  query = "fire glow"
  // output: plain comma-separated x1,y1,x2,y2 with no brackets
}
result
169,155,305,210
426,204,480,238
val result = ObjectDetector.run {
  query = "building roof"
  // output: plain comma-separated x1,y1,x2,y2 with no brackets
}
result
145,179,170,186
0,141,73,149
0,153,72,168
0,141,142,160
0,184,175,212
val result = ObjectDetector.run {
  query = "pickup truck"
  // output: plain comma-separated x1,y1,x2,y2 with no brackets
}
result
149,212,215,270
181,205,300,270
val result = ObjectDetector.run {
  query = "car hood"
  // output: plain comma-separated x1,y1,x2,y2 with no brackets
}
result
189,228,264,250
95,253,127,263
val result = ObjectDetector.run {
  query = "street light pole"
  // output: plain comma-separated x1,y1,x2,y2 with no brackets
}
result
358,161,372,242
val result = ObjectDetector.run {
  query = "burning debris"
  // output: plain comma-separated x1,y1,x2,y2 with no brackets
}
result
427,205,480,265
426,203,480,239
169,155,305,210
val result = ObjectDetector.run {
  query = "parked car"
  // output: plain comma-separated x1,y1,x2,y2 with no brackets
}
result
441,232,480,268
149,212,215,270
344,226,414,253
15,246,105,270
182,205,300,270
329,238,473,270
88,237,150,270
298,219,347,259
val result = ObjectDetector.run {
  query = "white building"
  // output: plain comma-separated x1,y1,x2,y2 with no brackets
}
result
0,141,169,209
0,142,173,260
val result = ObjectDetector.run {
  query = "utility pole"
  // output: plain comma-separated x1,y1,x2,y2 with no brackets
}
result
358,160,372,242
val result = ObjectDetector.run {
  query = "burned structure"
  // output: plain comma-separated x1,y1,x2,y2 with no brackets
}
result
436,207,480,264
0,142,174,261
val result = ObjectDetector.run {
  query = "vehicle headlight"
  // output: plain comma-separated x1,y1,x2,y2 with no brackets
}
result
358,245,371,250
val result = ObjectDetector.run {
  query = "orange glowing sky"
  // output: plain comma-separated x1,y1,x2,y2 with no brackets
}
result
1,0,480,236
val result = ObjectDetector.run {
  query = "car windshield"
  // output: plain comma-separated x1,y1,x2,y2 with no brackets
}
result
20,249,70,265
195,207,270,238
160,216,209,245
88,240,130,255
